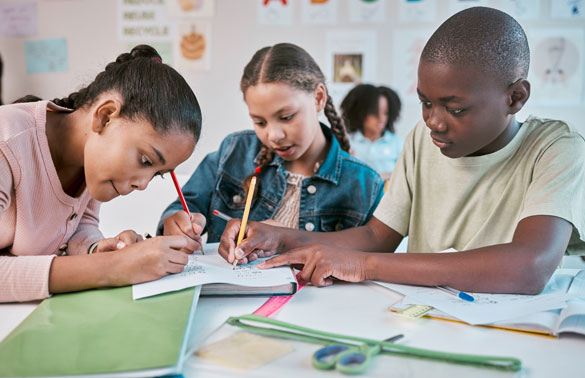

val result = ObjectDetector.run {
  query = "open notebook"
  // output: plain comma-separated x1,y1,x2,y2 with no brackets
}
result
0,286,199,377
133,253,298,299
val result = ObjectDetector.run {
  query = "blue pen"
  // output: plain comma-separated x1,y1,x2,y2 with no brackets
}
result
436,286,475,302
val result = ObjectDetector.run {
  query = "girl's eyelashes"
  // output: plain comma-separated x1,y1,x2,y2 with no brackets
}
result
141,154,152,166
280,113,295,121
155,171,166,179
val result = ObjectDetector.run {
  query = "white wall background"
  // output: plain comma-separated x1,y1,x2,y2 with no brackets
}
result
1,0,584,176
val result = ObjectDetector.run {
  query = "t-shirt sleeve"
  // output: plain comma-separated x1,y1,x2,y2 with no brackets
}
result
519,132,585,255
67,199,103,255
373,125,419,237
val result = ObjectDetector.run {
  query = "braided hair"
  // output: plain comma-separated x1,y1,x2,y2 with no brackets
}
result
14,45,202,141
239,43,350,197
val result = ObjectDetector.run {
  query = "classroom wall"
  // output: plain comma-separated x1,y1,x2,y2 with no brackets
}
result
1,0,584,175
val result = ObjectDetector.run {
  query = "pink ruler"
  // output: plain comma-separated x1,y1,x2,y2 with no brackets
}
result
253,272,307,318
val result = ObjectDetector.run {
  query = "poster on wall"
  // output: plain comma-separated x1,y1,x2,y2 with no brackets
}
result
499,0,541,20
174,21,211,71
448,0,489,16
325,31,377,106
392,29,434,105
550,0,585,19
118,0,173,41
348,0,386,24
527,28,584,106
301,0,338,25
167,0,215,18
257,0,294,26
0,2,37,36
24,38,68,74
398,0,437,24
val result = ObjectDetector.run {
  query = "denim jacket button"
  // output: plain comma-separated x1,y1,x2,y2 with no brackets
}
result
304,222,315,231
307,185,317,194
232,194,242,203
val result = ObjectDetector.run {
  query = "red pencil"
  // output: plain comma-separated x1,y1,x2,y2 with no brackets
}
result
170,171,190,216
170,171,203,254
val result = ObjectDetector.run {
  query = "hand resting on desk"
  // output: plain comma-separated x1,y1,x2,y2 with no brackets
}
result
93,229,143,253
258,244,366,287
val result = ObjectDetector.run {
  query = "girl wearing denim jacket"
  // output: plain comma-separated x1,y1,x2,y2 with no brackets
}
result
158,43,384,249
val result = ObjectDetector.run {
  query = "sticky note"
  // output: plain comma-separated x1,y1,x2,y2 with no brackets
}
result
24,38,68,74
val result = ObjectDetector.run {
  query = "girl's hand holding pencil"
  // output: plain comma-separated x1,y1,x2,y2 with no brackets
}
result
105,235,198,286
219,220,280,265
163,211,206,253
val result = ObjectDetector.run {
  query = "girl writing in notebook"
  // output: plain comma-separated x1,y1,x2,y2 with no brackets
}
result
159,43,384,256
0,45,202,302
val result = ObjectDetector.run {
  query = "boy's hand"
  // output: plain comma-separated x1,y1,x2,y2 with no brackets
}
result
258,244,368,287
107,235,198,286
219,219,281,265
94,229,143,253
163,211,206,253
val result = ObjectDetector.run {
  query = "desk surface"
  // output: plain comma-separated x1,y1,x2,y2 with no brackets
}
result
2,278,584,378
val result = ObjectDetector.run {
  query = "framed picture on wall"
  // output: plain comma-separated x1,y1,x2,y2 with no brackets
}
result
325,30,377,106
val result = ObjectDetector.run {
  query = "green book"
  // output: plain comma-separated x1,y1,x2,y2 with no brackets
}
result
0,285,200,377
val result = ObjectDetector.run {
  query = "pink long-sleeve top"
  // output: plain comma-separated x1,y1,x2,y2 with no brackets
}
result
0,101,103,302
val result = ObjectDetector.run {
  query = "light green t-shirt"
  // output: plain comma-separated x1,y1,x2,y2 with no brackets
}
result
374,116,585,255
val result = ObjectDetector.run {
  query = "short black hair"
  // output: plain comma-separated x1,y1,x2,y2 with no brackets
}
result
340,84,401,134
421,7,529,86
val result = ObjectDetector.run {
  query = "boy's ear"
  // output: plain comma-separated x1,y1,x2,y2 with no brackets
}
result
507,79,530,115
314,83,327,112
91,98,122,133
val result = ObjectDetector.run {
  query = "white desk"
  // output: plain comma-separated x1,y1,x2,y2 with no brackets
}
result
4,177,583,377
3,279,583,378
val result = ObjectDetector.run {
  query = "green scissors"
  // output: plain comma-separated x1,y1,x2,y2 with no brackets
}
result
312,334,404,374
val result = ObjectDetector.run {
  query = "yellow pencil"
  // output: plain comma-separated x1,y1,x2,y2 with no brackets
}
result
233,176,257,269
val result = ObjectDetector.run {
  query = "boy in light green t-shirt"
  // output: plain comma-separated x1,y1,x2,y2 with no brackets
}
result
217,7,585,295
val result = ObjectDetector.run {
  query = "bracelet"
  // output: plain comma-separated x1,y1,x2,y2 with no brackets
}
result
88,242,99,254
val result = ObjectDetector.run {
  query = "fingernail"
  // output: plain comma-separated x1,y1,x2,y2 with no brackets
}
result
235,247,244,258
258,262,266,269
116,241,126,249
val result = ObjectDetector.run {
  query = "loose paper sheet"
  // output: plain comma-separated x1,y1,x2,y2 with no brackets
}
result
133,254,295,299
375,272,580,325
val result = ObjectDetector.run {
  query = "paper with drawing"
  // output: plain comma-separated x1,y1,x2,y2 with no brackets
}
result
133,254,295,300
376,271,583,325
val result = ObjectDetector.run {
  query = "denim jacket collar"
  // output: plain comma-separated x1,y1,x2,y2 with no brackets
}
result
253,123,342,185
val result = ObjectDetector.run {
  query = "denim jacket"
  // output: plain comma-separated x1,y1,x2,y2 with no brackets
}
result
158,124,384,242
